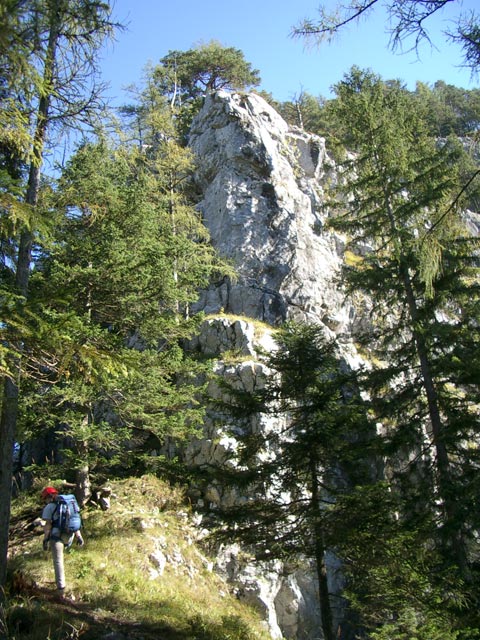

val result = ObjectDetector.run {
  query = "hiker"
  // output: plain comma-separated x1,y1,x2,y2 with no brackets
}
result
41,486,84,599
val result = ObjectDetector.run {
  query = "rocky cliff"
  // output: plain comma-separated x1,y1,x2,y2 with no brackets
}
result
185,92,363,640
189,91,355,335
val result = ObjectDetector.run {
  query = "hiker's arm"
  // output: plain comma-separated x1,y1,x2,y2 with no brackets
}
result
74,530,84,546
43,520,52,549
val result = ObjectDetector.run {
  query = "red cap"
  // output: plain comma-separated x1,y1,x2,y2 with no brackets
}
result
41,486,58,499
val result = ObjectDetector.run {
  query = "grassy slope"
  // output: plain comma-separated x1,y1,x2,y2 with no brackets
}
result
4,475,271,640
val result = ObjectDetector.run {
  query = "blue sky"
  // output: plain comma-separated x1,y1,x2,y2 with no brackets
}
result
101,0,478,105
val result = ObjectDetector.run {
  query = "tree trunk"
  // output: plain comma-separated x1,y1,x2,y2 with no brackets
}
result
399,259,469,576
310,456,335,640
0,377,19,593
75,434,92,507
0,6,59,591
384,186,469,576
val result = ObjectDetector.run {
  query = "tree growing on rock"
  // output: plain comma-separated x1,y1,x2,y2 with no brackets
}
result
149,41,261,137
154,40,260,103
210,323,374,640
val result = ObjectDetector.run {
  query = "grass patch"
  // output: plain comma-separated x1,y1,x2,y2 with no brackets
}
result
5,475,270,640
204,312,277,339
344,250,364,267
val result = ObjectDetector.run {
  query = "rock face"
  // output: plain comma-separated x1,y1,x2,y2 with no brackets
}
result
186,92,359,639
189,91,352,335
185,319,347,640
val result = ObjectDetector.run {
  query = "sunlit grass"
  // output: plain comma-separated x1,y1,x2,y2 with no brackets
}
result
204,312,277,337
5,475,270,640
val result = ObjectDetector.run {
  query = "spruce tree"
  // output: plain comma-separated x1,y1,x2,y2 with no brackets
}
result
327,67,480,590
210,323,373,640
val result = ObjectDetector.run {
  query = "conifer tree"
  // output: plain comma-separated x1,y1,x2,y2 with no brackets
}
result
211,323,373,640
149,42,260,138
277,91,325,132
329,481,469,639
155,41,260,105
22,135,228,500
327,67,480,585
0,0,118,591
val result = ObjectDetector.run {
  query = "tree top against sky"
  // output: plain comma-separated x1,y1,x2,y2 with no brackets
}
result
293,0,480,74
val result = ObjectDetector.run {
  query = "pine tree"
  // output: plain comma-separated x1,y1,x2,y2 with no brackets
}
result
149,42,260,138
0,0,118,592
210,323,373,640
154,41,261,104
327,67,480,587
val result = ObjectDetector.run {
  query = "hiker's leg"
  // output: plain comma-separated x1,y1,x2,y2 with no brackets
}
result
50,539,66,590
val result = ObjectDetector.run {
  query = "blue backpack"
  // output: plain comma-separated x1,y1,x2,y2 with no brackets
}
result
52,494,82,534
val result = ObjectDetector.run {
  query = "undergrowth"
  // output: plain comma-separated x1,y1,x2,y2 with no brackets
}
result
3,475,271,640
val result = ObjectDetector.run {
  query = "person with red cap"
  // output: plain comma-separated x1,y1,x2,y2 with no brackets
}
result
41,486,83,600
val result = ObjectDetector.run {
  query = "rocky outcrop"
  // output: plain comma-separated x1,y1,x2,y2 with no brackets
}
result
186,92,361,639
189,91,352,335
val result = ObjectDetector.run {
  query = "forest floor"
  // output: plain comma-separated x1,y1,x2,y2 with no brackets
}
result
3,475,270,640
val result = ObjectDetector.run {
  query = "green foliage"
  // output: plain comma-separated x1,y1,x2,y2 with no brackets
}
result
146,41,260,137
0,0,121,591
328,66,474,293
414,81,480,137
155,40,260,102
210,322,373,640
331,482,475,638
0,0,36,178
278,91,325,131
278,77,480,169
41,139,219,338
214,325,376,544
277,91,349,157
4,476,270,640
369,609,461,640
324,65,480,631
16,133,228,481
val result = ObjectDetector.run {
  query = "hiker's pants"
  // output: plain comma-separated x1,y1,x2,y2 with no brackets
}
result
50,538,66,590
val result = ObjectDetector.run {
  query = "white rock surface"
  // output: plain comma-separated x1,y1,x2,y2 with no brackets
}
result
185,92,364,639
189,91,351,333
